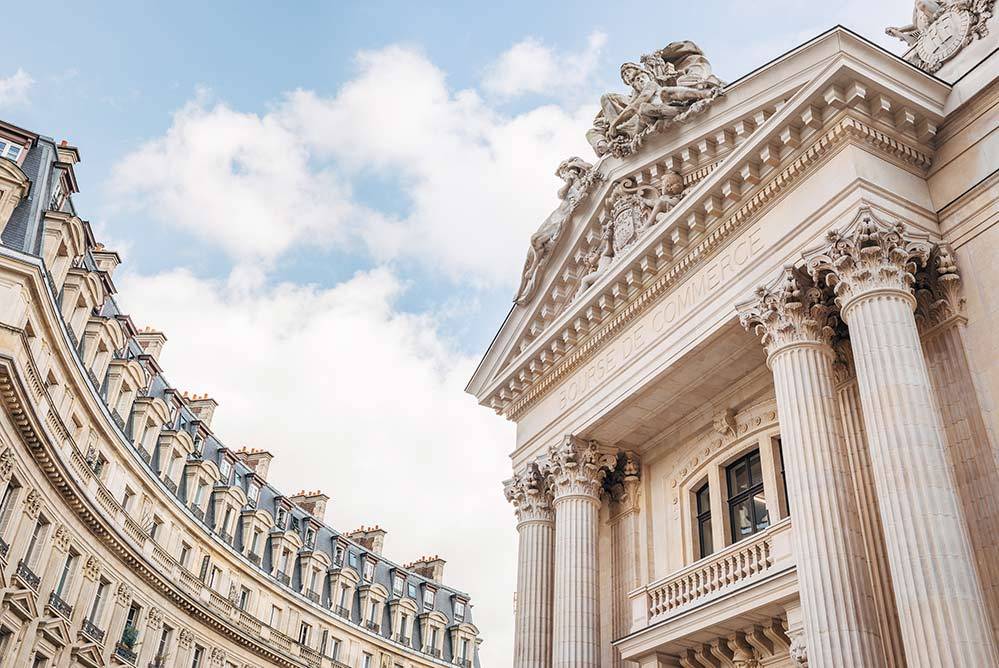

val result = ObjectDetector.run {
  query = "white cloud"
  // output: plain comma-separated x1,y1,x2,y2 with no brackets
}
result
106,45,596,285
483,31,607,99
0,69,34,108
116,265,516,665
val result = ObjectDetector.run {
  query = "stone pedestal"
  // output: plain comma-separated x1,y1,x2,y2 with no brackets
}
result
506,466,556,668
807,214,998,666
739,267,883,666
547,436,607,668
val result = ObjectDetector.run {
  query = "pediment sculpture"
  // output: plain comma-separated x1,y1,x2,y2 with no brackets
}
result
514,157,604,306
577,171,686,297
887,0,996,72
586,41,725,158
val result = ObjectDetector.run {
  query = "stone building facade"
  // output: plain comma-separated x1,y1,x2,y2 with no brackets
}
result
0,123,481,665
469,5,999,667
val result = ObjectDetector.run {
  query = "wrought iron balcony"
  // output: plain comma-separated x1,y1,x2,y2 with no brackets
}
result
162,476,178,495
365,621,380,633
334,605,350,619
114,644,137,664
218,530,233,545
15,560,40,591
275,571,290,586
247,551,261,566
306,589,321,604
429,648,442,658
190,504,205,521
111,409,125,430
47,591,73,619
81,618,106,644
0,536,9,561
136,444,151,463
399,635,411,645
87,368,100,389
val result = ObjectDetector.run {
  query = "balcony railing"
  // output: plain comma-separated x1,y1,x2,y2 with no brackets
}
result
218,530,233,545
111,409,125,430
399,634,411,645
639,518,791,625
275,571,290,586
247,551,261,566
136,444,151,463
365,621,380,633
0,536,8,561
334,605,350,619
15,560,40,591
47,591,73,619
81,618,106,645
306,589,321,604
162,476,178,495
114,644,137,665
190,504,205,521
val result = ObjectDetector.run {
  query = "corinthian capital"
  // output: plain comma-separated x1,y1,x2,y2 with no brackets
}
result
804,209,931,316
915,243,965,331
738,267,836,357
503,464,553,524
545,435,613,501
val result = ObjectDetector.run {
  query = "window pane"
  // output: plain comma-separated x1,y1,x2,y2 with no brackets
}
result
730,498,753,540
698,517,713,557
753,491,770,531
696,485,710,513
748,451,763,486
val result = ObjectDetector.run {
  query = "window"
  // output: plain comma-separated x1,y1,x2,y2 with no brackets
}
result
123,602,142,642
305,527,316,548
55,550,78,597
298,621,311,646
24,516,49,567
221,507,234,535
362,559,375,582
247,482,259,505
328,636,341,659
338,583,349,608
0,480,21,536
122,487,135,513
191,645,205,668
208,566,222,590
727,450,770,543
275,507,287,529
454,599,466,621
368,601,379,624
333,544,344,565
460,637,470,660
362,653,372,668
695,482,713,558
407,582,418,599
423,587,435,611
149,517,163,541
193,481,207,506
198,555,210,582
347,551,358,569
429,626,439,649
179,542,192,568
89,578,109,622
156,625,173,659
218,458,232,483
0,140,22,162
238,586,251,610
392,573,405,597
777,437,789,516
269,605,281,627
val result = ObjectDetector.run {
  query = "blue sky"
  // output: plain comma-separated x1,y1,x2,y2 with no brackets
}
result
0,1,915,663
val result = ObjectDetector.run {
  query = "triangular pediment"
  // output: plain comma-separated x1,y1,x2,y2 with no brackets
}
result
468,26,949,417
71,643,105,668
39,615,73,646
3,587,39,621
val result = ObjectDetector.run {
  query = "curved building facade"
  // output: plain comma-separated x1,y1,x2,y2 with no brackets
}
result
0,121,480,666
469,9,999,668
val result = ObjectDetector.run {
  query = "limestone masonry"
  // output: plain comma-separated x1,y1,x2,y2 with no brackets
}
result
468,2,999,666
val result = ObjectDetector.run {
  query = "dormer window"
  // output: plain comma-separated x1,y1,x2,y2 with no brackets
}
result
407,583,418,600
305,527,316,548
348,552,358,569
218,458,232,483
247,482,260,507
423,587,435,611
275,508,287,529
362,559,375,582
392,573,405,598
454,599,466,621
0,141,22,162
333,544,345,566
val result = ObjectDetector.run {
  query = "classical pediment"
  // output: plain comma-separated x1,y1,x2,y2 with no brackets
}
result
3,587,39,621
71,643,106,668
467,27,949,419
39,614,73,646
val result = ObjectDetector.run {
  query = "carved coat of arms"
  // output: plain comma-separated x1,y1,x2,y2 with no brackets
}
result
887,0,996,72
607,178,656,256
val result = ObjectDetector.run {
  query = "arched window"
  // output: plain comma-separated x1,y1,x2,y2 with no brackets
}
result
695,482,712,558
726,450,770,542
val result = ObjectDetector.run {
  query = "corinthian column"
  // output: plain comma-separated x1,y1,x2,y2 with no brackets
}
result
806,211,997,666
546,436,609,668
739,267,883,666
606,452,641,668
505,464,555,668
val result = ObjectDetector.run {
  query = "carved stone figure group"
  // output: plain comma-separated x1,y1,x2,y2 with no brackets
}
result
586,41,724,158
886,0,996,71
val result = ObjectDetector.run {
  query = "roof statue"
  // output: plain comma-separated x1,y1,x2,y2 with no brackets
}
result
586,40,725,158
887,0,996,71
513,157,603,306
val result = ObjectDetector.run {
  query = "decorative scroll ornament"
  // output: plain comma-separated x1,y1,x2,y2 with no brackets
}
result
23,488,41,519
586,41,724,158
0,446,14,482
503,463,553,523
210,647,227,666
116,582,134,606
83,555,101,581
737,267,837,357
53,524,71,552
178,628,194,649
915,243,965,330
514,157,604,306
545,435,614,500
804,210,931,316
147,606,164,630
887,1,996,72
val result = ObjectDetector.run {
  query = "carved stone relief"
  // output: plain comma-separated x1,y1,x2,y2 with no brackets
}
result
887,1,996,72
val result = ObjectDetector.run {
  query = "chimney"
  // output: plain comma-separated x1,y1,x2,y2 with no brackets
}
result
235,448,273,480
291,490,330,523
57,140,81,166
183,392,218,428
348,526,386,555
406,555,446,583
92,244,122,277
135,328,167,363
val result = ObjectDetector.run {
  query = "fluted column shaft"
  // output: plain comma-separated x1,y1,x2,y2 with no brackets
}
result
515,516,555,667
844,291,996,666
769,342,883,665
547,436,608,668
506,466,556,668
835,376,906,666
553,492,600,668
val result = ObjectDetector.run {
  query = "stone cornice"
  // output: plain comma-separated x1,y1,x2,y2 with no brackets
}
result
494,103,935,420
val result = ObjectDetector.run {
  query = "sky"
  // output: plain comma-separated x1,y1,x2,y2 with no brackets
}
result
0,1,915,664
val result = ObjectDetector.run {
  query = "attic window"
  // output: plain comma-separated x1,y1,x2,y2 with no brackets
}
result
247,482,259,506
423,587,435,611
305,527,316,548
362,559,375,582
0,140,22,162
218,458,232,483
454,599,466,621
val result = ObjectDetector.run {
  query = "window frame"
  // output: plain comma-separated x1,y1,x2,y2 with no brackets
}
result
725,449,771,544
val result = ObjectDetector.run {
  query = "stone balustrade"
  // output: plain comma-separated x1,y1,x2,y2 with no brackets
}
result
630,518,792,629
